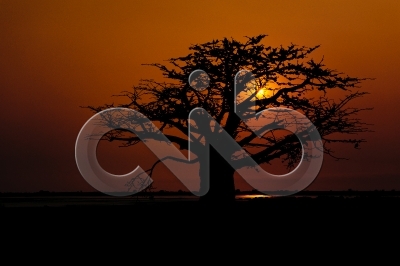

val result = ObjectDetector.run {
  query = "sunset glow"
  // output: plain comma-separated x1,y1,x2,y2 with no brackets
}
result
256,87,273,99
1,0,399,193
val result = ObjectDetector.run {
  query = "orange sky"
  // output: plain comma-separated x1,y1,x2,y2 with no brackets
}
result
1,0,399,192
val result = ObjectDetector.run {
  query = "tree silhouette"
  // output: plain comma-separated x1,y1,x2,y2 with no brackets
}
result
85,34,372,202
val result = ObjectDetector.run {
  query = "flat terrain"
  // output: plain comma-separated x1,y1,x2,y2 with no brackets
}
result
1,191,399,216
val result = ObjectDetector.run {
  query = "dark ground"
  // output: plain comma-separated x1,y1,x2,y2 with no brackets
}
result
2,192,400,239
2,191,400,217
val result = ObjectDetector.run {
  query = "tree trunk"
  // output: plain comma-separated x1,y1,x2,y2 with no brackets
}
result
198,146,236,203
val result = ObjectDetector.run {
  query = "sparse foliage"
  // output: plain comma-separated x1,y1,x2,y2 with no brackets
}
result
86,35,372,201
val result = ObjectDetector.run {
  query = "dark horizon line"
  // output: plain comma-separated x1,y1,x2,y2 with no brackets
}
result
1,189,400,197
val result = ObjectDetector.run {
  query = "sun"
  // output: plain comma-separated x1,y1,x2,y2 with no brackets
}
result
256,87,273,99
255,80,280,99
236,81,277,105
256,88,267,98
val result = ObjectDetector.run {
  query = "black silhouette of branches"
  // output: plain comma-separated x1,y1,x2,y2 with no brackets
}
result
85,34,372,200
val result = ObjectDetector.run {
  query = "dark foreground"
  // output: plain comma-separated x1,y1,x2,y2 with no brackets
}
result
3,193,400,238
2,191,400,217
2,195,398,249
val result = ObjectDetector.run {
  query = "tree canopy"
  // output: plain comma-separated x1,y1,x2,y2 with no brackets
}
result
86,34,372,201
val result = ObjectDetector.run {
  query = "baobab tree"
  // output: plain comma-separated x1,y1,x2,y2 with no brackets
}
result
81,34,372,202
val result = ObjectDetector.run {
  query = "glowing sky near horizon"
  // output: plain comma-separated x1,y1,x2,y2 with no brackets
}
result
0,0,399,192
